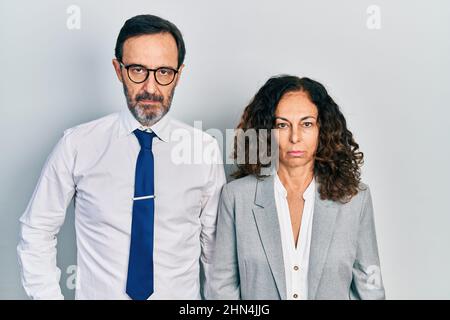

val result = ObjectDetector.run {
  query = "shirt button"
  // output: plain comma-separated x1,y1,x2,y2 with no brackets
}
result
293,265,299,271
293,294,299,299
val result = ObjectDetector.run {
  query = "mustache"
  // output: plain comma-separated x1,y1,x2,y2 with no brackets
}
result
135,91,164,103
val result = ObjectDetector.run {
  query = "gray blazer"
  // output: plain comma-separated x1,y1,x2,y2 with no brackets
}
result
210,174,385,300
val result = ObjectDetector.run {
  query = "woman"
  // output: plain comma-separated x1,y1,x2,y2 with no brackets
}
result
210,75,385,300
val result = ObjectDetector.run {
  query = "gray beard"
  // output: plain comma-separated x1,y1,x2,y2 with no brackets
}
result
123,84,175,127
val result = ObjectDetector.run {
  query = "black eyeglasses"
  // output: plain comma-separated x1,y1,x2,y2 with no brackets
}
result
119,62,179,86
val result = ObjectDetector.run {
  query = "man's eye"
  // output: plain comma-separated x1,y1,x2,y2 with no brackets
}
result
303,122,313,127
131,67,145,73
158,68,173,76
276,123,288,129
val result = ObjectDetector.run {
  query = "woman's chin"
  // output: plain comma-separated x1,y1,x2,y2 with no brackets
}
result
278,156,314,169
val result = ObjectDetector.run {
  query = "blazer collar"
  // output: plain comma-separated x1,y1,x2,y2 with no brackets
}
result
307,189,339,299
253,174,340,300
252,175,286,299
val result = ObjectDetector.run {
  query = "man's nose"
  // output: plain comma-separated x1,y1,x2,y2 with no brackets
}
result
142,71,159,94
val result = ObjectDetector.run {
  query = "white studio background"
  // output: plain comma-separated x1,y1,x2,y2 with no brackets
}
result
0,0,449,299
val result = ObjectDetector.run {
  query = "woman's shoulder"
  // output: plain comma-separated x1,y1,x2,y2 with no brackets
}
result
358,182,371,198
223,174,260,195
220,175,274,214
336,181,372,212
357,182,370,195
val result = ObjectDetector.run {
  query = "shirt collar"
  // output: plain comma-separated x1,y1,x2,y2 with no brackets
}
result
118,109,171,142
274,173,316,201
274,173,288,197
303,177,316,201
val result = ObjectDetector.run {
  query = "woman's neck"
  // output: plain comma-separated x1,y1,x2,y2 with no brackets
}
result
277,164,314,192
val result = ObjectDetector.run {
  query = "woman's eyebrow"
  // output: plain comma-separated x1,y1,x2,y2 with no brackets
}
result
275,116,317,121
300,115,317,121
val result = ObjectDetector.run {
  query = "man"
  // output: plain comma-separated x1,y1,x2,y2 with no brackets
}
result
17,14,226,300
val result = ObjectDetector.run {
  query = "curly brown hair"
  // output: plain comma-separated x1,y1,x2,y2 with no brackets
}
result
232,75,364,203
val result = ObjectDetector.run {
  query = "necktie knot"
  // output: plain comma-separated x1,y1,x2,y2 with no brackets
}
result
133,129,156,150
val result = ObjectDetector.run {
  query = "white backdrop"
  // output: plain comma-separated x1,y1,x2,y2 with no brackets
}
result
1,0,449,299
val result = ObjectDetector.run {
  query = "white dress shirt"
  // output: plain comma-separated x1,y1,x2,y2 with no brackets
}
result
17,109,226,300
274,174,315,300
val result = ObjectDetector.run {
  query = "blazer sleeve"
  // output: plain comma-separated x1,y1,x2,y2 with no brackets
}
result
209,184,241,300
350,186,386,300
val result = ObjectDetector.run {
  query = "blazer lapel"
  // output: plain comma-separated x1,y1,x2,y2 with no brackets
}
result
307,187,339,299
252,175,287,300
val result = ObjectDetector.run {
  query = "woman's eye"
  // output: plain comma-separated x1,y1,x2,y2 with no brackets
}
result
303,122,313,128
276,123,288,128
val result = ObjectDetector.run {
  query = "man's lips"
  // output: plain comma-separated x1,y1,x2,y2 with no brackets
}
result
138,99,161,104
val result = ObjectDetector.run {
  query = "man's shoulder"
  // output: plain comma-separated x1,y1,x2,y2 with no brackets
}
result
63,112,121,138
169,117,217,145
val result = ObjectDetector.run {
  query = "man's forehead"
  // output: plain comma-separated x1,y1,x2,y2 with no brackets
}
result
122,33,178,66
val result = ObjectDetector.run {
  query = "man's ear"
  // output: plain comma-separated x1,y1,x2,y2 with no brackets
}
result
112,59,123,83
174,64,185,86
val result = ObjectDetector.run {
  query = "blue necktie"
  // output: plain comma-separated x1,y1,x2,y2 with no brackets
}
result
126,129,156,300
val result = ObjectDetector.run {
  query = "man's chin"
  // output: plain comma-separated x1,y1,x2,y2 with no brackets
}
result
131,104,167,126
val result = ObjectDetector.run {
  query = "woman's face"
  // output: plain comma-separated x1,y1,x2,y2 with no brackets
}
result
274,90,319,170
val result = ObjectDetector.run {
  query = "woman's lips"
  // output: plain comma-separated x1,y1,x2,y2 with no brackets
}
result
287,151,305,156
